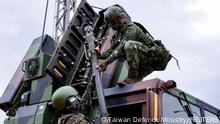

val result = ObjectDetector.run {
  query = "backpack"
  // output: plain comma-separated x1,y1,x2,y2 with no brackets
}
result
148,40,172,71
134,22,176,71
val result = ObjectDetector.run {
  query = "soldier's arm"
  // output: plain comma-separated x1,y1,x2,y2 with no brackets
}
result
97,25,140,70
80,79,95,113
98,49,113,59
111,24,138,56
111,42,125,58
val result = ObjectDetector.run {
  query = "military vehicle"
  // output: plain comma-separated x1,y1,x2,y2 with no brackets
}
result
0,0,219,123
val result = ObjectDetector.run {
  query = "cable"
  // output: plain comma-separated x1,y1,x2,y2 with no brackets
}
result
36,0,50,56
91,5,104,10
52,0,58,38
41,0,50,42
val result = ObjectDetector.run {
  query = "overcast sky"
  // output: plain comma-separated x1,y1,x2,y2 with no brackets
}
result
0,0,220,122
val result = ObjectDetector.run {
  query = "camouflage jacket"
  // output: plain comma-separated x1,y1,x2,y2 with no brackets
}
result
100,22,154,59
58,112,89,124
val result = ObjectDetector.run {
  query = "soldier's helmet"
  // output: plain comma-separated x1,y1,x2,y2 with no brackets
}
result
104,6,123,21
104,6,126,26
51,86,79,111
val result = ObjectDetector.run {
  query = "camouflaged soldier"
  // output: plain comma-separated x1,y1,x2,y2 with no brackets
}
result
98,5,171,86
52,86,90,124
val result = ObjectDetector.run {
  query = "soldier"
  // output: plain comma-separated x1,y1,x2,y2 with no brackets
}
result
97,5,171,86
51,86,90,124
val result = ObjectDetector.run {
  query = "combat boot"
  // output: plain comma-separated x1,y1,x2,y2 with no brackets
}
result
117,69,140,87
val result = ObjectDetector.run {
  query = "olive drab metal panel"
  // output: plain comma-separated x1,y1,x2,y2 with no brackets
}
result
47,0,98,85
0,35,57,112
29,74,53,105
3,103,57,124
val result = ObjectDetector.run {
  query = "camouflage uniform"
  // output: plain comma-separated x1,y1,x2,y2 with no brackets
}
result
52,86,91,124
57,76,96,124
99,22,155,81
99,6,171,84
58,112,89,124
81,78,95,113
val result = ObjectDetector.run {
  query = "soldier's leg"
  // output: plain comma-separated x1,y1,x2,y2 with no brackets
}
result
124,40,141,70
135,43,154,80
118,40,145,86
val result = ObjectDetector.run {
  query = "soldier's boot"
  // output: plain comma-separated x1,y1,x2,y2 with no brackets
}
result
117,69,140,87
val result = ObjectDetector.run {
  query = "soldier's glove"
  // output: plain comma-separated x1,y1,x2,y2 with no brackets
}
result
95,49,101,59
97,54,117,72
98,60,108,72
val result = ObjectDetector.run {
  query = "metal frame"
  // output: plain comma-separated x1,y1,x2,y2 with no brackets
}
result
102,78,171,124
163,89,220,124
100,78,220,124
54,0,76,41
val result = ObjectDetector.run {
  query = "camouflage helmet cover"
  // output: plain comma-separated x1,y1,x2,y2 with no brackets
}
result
104,6,125,23
51,86,78,111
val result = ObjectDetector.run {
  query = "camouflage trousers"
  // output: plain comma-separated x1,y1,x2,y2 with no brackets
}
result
58,112,89,124
123,40,154,80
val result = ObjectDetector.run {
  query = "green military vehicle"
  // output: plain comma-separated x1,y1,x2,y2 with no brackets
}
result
0,0,219,123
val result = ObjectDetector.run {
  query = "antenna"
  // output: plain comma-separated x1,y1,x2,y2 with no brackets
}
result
54,0,77,41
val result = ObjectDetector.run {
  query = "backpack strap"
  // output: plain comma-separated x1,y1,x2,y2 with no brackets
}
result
171,54,181,70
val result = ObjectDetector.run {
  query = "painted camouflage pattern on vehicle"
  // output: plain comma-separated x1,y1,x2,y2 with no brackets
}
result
0,35,58,123
0,36,42,110
4,103,58,124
